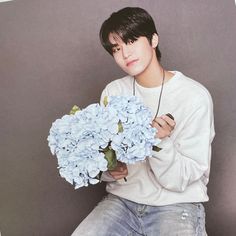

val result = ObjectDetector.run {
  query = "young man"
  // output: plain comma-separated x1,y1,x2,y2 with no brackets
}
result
72,7,215,236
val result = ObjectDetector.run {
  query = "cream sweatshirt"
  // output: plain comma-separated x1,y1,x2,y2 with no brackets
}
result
100,71,215,206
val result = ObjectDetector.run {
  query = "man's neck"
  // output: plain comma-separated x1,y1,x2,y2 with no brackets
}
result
133,52,168,87
134,63,175,88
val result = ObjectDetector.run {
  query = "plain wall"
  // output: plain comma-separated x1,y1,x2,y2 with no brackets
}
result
0,0,236,235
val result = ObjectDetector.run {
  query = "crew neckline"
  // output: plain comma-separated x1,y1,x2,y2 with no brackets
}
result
132,71,181,92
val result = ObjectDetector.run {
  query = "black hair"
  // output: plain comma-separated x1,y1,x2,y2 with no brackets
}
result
99,7,161,61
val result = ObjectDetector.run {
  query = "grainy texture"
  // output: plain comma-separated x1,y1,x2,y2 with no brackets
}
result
0,0,235,235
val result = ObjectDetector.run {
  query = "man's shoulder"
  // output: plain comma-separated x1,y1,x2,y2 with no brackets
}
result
106,75,132,87
178,71,213,103
103,75,132,95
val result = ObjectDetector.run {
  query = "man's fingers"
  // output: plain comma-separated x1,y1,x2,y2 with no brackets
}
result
153,118,164,127
153,117,172,131
109,169,128,176
161,115,176,128
108,167,128,180
108,162,128,177
152,115,176,139
152,120,162,130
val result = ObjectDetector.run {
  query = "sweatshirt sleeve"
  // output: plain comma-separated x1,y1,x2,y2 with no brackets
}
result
148,94,215,192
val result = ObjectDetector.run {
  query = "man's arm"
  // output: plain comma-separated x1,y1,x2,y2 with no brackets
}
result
149,96,215,192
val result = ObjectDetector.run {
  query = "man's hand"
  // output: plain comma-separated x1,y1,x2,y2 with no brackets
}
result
108,161,128,180
152,114,176,139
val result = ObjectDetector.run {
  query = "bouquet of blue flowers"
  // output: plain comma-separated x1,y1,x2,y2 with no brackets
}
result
47,96,161,189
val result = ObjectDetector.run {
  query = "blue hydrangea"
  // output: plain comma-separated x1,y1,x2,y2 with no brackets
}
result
107,96,152,128
111,124,159,164
47,103,119,188
107,96,161,164
48,96,161,189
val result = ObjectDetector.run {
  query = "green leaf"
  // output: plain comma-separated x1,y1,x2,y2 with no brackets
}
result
152,146,162,152
103,96,108,106
69,105,80,115
118,121,123,133
103,147,117,170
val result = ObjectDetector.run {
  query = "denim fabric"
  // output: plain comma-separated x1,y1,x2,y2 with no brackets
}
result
71,194,207,236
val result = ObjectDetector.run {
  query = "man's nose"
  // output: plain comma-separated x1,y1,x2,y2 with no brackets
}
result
122,45,131,59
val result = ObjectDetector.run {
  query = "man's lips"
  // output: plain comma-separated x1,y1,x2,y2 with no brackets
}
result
126,59,139,67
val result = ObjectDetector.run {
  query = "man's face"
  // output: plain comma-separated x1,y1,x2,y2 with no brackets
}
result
108,33,156,77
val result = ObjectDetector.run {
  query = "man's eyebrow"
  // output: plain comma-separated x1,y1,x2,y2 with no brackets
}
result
111,43,119,48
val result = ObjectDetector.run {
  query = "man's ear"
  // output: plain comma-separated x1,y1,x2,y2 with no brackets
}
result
151,33,159,48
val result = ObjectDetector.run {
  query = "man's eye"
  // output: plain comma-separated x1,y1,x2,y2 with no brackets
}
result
112,47,120,53
127,39,135,44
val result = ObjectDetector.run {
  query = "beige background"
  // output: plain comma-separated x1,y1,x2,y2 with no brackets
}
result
0,0,236,235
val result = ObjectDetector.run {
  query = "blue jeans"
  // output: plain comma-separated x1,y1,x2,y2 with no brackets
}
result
71,194,207,236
